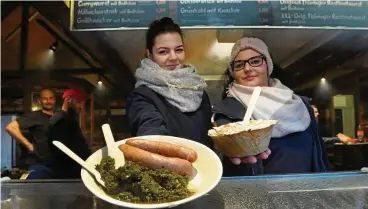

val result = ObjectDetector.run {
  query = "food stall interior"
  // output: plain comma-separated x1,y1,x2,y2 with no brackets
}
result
1,1,368,208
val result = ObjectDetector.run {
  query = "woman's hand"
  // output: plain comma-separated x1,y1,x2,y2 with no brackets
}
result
214,143,271,165
230,149,271,165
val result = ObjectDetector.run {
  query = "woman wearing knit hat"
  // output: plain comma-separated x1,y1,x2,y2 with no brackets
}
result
211,37,330,176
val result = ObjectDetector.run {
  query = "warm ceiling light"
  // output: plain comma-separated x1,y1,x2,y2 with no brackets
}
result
98,75,102,85
49,41,58,52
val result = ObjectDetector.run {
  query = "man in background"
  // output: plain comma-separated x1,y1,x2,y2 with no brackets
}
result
48,88,91,179
311,104,320,119
312,104,357,144
5,88,56,179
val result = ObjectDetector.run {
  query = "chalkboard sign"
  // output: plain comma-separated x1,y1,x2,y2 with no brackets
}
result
70,0,368,31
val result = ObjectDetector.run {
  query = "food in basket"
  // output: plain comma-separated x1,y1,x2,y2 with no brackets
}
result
95,140,197,203
208,120,277,157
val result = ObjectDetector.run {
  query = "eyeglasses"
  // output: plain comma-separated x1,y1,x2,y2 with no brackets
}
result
231,55,265,72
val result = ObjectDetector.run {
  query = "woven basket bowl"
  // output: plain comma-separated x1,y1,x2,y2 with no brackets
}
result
209,124,275,158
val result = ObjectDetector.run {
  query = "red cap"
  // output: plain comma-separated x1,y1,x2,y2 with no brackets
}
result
63,88,87,101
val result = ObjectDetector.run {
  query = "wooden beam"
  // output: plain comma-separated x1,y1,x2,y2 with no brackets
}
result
287,31,363,78
353,76,361,134
19,2,29,72
291,32,368,90
36,18,96,68
4,11,39,42
2,68,127,93
90,94,95,144
295,68,355,91
30,1,135,97
3,75,96,93
297,67,368,92
1,1,20,21
332,68,368,88
2,68,104,78
20,3,30,113
280,31,343,69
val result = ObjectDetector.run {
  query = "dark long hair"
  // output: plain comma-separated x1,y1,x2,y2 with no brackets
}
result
146,17,183,53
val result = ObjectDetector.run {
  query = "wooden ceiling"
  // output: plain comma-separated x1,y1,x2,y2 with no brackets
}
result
1,3,100,86
104,28,368,91
2,1,368,108
1,2,135,109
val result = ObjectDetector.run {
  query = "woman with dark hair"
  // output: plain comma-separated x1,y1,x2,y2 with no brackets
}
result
212,37,330,176
126,17,213,148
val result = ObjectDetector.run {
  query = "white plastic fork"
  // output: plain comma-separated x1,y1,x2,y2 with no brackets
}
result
52,141,105,187
102,124,125,169
243,86,262,125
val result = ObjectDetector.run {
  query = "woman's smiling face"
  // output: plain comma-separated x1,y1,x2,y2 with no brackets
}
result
232,49,268,87
148,32,185,71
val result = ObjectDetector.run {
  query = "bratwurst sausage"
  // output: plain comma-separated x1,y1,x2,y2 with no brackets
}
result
125,139,198,163
119,144,193,176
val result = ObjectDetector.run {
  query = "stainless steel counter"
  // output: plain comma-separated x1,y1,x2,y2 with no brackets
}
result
1,172,368,209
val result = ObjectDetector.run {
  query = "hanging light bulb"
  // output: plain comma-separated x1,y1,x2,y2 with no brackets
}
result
98,75,102,85
49,40,58,52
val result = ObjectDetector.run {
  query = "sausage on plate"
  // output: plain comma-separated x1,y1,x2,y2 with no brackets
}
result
125,139,198,163
119,144,193,176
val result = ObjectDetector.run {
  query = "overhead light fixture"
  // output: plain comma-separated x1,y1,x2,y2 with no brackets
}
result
321,78,326,82
49,40,58,52
98,75,102,85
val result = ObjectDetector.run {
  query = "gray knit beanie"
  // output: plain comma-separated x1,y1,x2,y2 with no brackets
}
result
228,37,273,78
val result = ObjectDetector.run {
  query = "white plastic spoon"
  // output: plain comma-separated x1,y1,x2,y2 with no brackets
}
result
102,124,125,169
243,86,262,125
52,141,105,187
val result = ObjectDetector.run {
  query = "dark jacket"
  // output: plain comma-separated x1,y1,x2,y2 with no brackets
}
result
212,96,330,176
48,108,91,178
127,86,213,149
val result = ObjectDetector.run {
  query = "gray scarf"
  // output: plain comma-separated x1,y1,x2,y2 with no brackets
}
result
228,79,311,138
135,58,207,112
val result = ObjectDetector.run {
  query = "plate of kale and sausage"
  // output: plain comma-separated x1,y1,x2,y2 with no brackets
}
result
81,135,223,209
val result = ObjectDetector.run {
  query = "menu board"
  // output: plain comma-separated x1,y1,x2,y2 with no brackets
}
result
70,0,368,31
